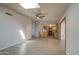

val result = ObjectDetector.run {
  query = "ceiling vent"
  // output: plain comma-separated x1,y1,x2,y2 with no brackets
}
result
5,12,13,16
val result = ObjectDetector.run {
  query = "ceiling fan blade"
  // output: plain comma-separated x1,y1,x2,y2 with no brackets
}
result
33,10,47,15
38,16,45,19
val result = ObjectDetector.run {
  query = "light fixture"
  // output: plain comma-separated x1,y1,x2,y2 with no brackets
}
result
19,0,40,9
36,16,40,19
19,30,25,39
49,24,52,27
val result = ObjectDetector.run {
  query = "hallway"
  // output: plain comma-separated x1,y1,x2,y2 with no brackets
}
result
0,38,65,55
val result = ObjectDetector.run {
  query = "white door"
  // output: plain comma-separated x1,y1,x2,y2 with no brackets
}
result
61,21,65,40
60,19,66,49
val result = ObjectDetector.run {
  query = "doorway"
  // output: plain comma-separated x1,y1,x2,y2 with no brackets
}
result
48,28,53,36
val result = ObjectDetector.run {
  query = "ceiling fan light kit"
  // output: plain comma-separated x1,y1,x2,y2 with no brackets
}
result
34,10,46,19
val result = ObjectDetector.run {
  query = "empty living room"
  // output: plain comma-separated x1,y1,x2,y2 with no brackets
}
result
0,0,79,59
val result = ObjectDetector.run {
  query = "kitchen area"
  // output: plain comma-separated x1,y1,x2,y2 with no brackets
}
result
39,24,58,39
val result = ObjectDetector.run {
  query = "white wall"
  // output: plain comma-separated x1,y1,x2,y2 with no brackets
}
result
32,21,37,38
32,21,39,38
61,4,79,55
0,5,32,50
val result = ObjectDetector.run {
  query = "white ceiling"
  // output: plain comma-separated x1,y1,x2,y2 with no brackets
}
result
1,3,69,23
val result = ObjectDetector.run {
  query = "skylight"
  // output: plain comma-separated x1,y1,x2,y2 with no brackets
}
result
19,0,40,9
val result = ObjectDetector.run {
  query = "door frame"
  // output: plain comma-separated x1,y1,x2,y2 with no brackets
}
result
60,17,66,53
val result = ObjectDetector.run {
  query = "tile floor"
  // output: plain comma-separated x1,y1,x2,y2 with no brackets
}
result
0,38,65,55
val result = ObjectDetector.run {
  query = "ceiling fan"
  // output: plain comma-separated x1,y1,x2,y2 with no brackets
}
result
33,10,46,19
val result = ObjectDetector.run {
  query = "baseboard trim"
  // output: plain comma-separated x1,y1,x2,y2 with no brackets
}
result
0,40,23,51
